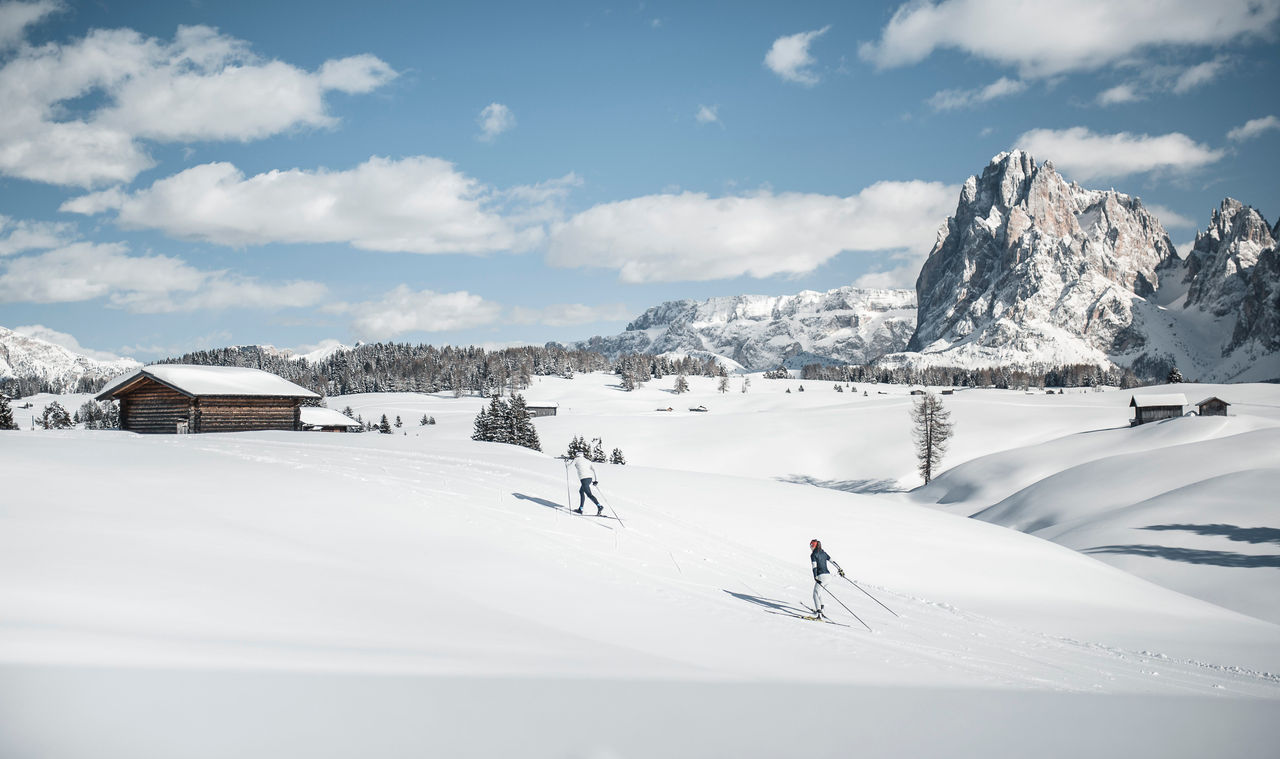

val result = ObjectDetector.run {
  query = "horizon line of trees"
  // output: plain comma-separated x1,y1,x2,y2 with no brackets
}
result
800,362,1146,389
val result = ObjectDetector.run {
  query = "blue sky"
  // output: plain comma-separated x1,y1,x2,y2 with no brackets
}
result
1,0,1278,361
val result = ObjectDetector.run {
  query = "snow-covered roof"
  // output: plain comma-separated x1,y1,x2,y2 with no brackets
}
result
300,407,361,428
1129,393,1187,408
526,401,558,408
98,364,320,400
1195,396,1231,407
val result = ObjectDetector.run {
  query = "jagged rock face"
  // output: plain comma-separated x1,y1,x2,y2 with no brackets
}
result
0,326,140,393
1233,246,1280,354
906,150,1178,367
577,287,917,371
1183,199,1277,318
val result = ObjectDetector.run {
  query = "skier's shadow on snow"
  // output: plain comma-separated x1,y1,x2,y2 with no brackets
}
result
723,590,811,616
512,493,565,511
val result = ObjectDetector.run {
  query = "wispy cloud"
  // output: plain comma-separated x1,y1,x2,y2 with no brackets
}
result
695,104,720,125
331,286,504,341
1096,55,1233,106
0,214,77,256
0,22,395,187
764,25,830,86
477,102,516,142
927,77,1026,111
547,180,958,284
1227,115,1280,142
860,0,1278,77
1015,126,1224,181
0,241,327,313
64,157,578,255
0,0,61,50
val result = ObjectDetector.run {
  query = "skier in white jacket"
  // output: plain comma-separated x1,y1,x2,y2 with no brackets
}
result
570,453,602,515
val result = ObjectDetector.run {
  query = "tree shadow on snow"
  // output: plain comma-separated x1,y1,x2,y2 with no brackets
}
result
1084,544,1280,568
1138,524,1280,546
776,474,906,495
723,590,811,616
512,492,565,511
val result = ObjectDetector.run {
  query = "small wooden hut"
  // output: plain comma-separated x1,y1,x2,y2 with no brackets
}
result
1128,393,1187,426
300,406,361,432
1195,397,1230,417
96,365,319,434
526,402,558,418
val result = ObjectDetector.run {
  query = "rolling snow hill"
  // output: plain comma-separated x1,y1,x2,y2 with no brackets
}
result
3,373,1279,757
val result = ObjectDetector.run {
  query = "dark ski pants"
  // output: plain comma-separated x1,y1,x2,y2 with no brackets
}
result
579,478,601,509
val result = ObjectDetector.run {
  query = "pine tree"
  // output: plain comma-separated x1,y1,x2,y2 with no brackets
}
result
471,407,490,441
718,376,730,394
0,396,17,431
38,401,72,430
798,384,804,392
590,438,606,463
1167,367,1184,384
911,392,954,484
508,394,541,452
610,447,626,465
420,413,430,426
379,414,392,434
394,415,403,428
674,374,689,394
740,377,750,393
486,395,511,444
342,406,355,419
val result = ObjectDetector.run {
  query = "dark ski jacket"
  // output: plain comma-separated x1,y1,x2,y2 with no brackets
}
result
811,548,840,579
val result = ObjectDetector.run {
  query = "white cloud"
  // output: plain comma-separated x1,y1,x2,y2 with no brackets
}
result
927,76,1026,111
0,0,59,50
1227,115,1280,142
1172,56,1230,93
1143,203,1196,230
0,214,76,255
546,180,959,283
1096,83,1143,106
14,323,127,361
334,286,504,340
63,156,576,254
695,104,720,124
764,25,830,86
0,241,327,312
0,23,396,187
509,302,632,327
477,102,515,142
859,0,1279,77
1014,127,1224,181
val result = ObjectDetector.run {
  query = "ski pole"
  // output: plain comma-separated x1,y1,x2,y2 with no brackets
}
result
843,576,899,618
819,583,871,632
595,484,626,529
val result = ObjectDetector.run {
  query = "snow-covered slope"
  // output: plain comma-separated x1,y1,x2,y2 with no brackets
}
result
575,286,916,370
5,374,1280,757
914,382,1280,623
0,326,139,392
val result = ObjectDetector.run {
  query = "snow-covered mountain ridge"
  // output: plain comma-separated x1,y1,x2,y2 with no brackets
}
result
0,326,139,393
883,151,1279,381
574,286,917,371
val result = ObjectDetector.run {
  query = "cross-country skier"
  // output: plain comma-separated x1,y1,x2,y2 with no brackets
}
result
810,539,844,619
570,452,602,515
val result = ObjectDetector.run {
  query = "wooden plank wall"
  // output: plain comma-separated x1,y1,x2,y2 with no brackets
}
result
119,382,193,434
196,397,300,433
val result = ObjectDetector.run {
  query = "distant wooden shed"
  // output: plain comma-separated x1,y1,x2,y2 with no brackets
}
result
1195,397,1230,417
1128,393,1187,426
526,402,558,418
96,365,319,434
300,406,361,432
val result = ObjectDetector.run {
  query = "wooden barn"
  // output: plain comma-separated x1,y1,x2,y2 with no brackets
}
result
526,402,558,418
1195,397,1231,417
300,406,361,432
1128,393,1187,426
96,365,319,434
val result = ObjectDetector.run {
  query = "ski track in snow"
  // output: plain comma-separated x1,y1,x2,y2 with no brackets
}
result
163,432,1280,697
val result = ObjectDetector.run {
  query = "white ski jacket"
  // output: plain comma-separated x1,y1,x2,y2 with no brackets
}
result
571,455,597,480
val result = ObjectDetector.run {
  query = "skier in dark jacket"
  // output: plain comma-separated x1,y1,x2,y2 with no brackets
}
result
810,539,844,618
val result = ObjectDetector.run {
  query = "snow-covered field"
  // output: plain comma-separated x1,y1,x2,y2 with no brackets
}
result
3,373,1279,758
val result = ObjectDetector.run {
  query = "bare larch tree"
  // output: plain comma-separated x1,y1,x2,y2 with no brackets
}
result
911,391,954,484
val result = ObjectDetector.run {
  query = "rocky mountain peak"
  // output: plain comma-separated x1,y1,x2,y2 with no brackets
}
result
907,152,1176,365
1183,199,1276,317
